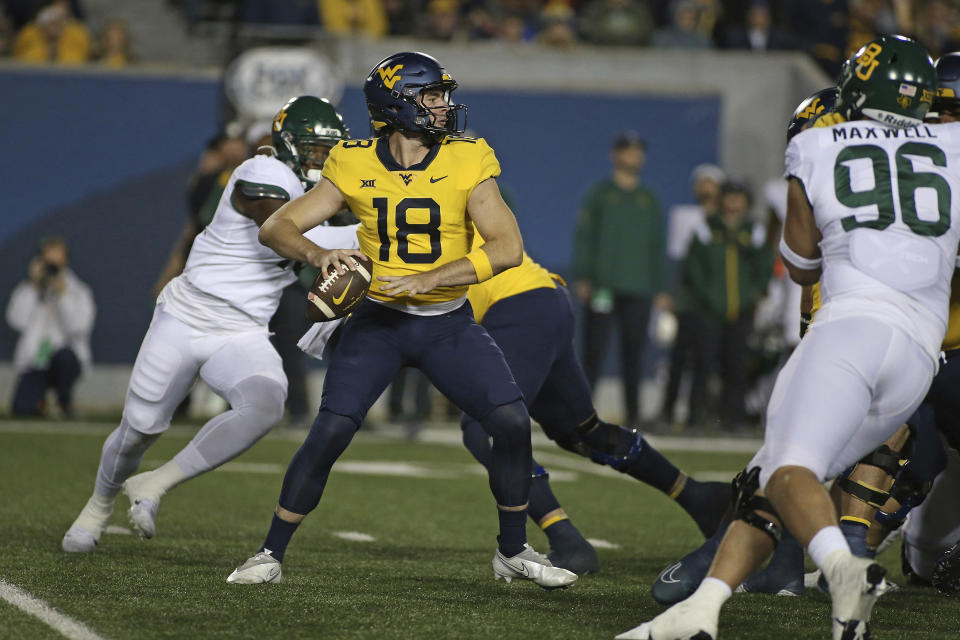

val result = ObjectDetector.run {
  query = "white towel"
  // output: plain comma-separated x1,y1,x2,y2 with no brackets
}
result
297,318,344,359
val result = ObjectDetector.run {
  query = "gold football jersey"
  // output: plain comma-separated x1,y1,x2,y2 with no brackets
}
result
322,135,500,305
942,272,960,351
467,224,557,322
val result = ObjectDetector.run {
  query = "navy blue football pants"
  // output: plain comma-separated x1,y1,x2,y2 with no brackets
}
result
461,286,597,455
278,299,531,515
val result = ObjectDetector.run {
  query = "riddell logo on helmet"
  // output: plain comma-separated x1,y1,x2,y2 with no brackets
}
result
378,64,403,90
880,112,916,128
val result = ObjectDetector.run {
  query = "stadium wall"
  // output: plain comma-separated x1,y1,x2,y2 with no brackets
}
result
0,62,720,367
0,48,827,412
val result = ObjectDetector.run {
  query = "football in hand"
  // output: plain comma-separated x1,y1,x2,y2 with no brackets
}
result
306,254,373,322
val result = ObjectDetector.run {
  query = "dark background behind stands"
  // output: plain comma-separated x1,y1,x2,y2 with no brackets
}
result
0,67,719,363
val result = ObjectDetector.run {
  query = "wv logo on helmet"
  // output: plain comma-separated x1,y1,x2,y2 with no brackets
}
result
378,64,403,90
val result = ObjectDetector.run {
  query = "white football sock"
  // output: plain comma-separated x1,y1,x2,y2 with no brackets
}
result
128,460,186,498
808,525,850,570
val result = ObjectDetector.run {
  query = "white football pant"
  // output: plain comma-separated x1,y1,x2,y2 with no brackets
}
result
751,316,934,489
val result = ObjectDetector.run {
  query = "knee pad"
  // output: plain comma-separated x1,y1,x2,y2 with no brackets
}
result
479,400,530,448
302,410,359,456
122,393,173,434
732,466,782,547
551,413,642,471
835,444,903,509
875,407,947,528
227,375,287,428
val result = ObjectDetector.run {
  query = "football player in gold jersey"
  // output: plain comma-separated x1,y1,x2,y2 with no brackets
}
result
226,51,577,590
461,227,729,574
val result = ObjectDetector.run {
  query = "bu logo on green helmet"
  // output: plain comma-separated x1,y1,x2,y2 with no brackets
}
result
836,35,937,129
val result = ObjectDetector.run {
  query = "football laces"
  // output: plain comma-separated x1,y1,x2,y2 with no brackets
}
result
318,257,358,293
318,270,340,293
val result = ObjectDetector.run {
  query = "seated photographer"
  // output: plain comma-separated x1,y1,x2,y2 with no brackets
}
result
6,237,95,417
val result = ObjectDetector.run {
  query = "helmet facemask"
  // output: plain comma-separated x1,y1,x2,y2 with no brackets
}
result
378,80,467,140
279,132,336,187
409,81,467,138
930,52,960,122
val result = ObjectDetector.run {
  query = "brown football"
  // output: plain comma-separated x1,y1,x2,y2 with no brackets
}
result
306,254,373,322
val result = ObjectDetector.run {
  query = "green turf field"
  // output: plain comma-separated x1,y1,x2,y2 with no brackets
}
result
0,420,956,639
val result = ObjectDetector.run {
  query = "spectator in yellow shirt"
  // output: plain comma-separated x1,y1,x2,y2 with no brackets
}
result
319,0,387,38
95,18,134,68
12,0,91,65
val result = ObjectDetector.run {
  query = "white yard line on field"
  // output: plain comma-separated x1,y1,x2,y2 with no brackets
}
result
585,538,620,550
335,531,376,542
0,578,108,640
104,526,133,536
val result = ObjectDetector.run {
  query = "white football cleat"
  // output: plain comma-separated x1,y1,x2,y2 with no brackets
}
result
62,525,100,553
123,472,165,539
492,543,578,590
127,497,159,539
615,597,719,640
226,550,282,584
822,551,888,640
62,495,114,553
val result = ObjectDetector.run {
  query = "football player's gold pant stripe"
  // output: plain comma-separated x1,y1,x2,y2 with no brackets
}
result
539,513,570,530
668,474,688,500
839,515,872,527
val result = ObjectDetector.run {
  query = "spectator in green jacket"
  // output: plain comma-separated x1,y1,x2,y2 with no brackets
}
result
670,179,773,431
572,131,670,425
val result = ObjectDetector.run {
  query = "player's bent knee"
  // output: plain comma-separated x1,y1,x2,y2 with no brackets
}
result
121,395,173,435
546,415,642,471
480,400,530,446
228,375,287,430
302,410,358,456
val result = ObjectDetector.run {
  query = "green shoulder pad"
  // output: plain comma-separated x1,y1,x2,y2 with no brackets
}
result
234,179,290,202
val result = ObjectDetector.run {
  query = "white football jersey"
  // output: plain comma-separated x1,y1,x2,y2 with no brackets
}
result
787,120,960,360
164,155,360,329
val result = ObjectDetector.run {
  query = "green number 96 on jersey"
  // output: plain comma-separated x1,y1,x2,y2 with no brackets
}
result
306,255,373,322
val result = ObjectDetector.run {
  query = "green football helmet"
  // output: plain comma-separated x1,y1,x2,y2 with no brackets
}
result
272,96,349,187
836,35,936,128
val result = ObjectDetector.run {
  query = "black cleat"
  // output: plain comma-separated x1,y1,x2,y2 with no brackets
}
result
548,538,599,575
651,530,723,605
933,539,960,595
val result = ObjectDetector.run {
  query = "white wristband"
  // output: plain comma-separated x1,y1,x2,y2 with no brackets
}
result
779,236,822,271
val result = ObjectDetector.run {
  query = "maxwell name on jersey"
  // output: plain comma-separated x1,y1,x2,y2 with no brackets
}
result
828,124,940,142
321,135,501,306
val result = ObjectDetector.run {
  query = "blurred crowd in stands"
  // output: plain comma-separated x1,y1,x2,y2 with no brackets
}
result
2,0,960,77
0,0,133,65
